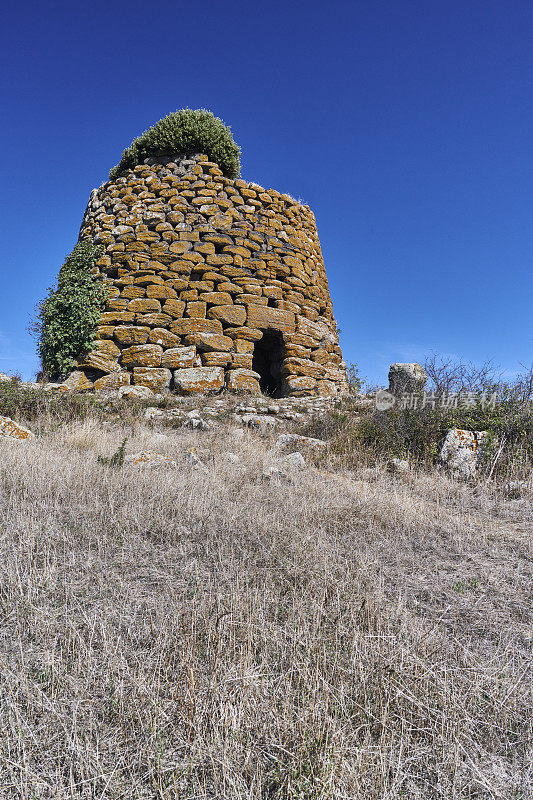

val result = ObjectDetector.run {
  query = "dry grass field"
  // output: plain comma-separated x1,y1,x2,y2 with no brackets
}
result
0,411,531,799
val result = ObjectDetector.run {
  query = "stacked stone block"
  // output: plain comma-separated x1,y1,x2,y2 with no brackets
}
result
75,154,347,396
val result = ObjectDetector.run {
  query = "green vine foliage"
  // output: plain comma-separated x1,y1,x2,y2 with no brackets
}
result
36,240,107,380
108,108,241,180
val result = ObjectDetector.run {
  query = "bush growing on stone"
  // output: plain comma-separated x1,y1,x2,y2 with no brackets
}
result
109,109,241,180
35,240,107,380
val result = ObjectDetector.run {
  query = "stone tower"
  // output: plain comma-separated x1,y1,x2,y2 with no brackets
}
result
75,153,347,397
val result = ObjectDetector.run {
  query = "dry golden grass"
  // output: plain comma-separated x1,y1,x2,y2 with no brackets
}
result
0,416,531,799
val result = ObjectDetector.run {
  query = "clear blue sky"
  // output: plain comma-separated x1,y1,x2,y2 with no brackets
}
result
1,0,531,385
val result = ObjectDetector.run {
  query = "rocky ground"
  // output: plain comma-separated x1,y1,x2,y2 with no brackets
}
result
0,377,531,799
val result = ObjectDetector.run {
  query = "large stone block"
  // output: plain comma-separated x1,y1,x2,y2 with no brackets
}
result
113,326,150,346
208,304,247,326
121,344,163,368
133,367,172,391
76,350,121,374
281,357,326,379
170,318,223,336
94,372,131,392
282,375,317,395
226,369,261,394
127,298,161,313
148,328,180,348
161,346,197,369
246,305,295,333
173,367,224,394
186,333,234,352
388,363,428,395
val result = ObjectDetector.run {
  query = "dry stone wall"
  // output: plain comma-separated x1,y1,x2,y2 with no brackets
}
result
76,153,347,396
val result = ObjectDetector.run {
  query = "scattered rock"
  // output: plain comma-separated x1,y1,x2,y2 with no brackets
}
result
440,428,488,478
278,452,306,470
61,371,94,392
0,416,34,441
388,458,410,474
240,414,278,430
183,447,208,472
388,363,428,395
273,433,326,452
118,385,154,400
124,451,177,468
504,480,527,499
184,417,213,431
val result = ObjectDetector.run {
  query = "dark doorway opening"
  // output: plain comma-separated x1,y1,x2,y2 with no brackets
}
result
252,329,285,397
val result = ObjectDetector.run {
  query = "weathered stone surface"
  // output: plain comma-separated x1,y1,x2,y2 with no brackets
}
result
246,305,295,333
135,313,172,327
0,416,34,440
62,371,94,392
133,367,172,391
76,350,121,374
282,375,317,395
94,372,131,392
173,367,225,394
114,325,150,346
201,352,233,367
124,451,177,468
440,429,488,478
93,339,121,358
278,452,306,470
226,369,261,394
118,385,154,399
73,153,346,396
316,380,338,396
121,344,163,368
161,346,196,369
127,298,161,313
222,327,266,345
186,333,234,352
162,300,186,318
208,304,247,326
148,328,180,348
170,318,223,336
388,363,428,395
281,357,325,379
273,433,327,452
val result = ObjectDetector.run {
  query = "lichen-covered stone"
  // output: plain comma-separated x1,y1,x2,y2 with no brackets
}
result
73,154,347,396
94,372,131,392
121,344,163,368
208,304,247,326
76,350,121,374
226,369,261,394
173,366,225,394
187,333,234,352
62,371,95,392
246,305,295,333
0,416,34,440
388,363,428,395
133,367,172,391
113,326,150,346
161,346,196,369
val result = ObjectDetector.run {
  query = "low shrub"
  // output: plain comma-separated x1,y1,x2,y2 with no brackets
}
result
33,240,107,380
109,109,241,180
299,363,533,479
0,380,100,424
